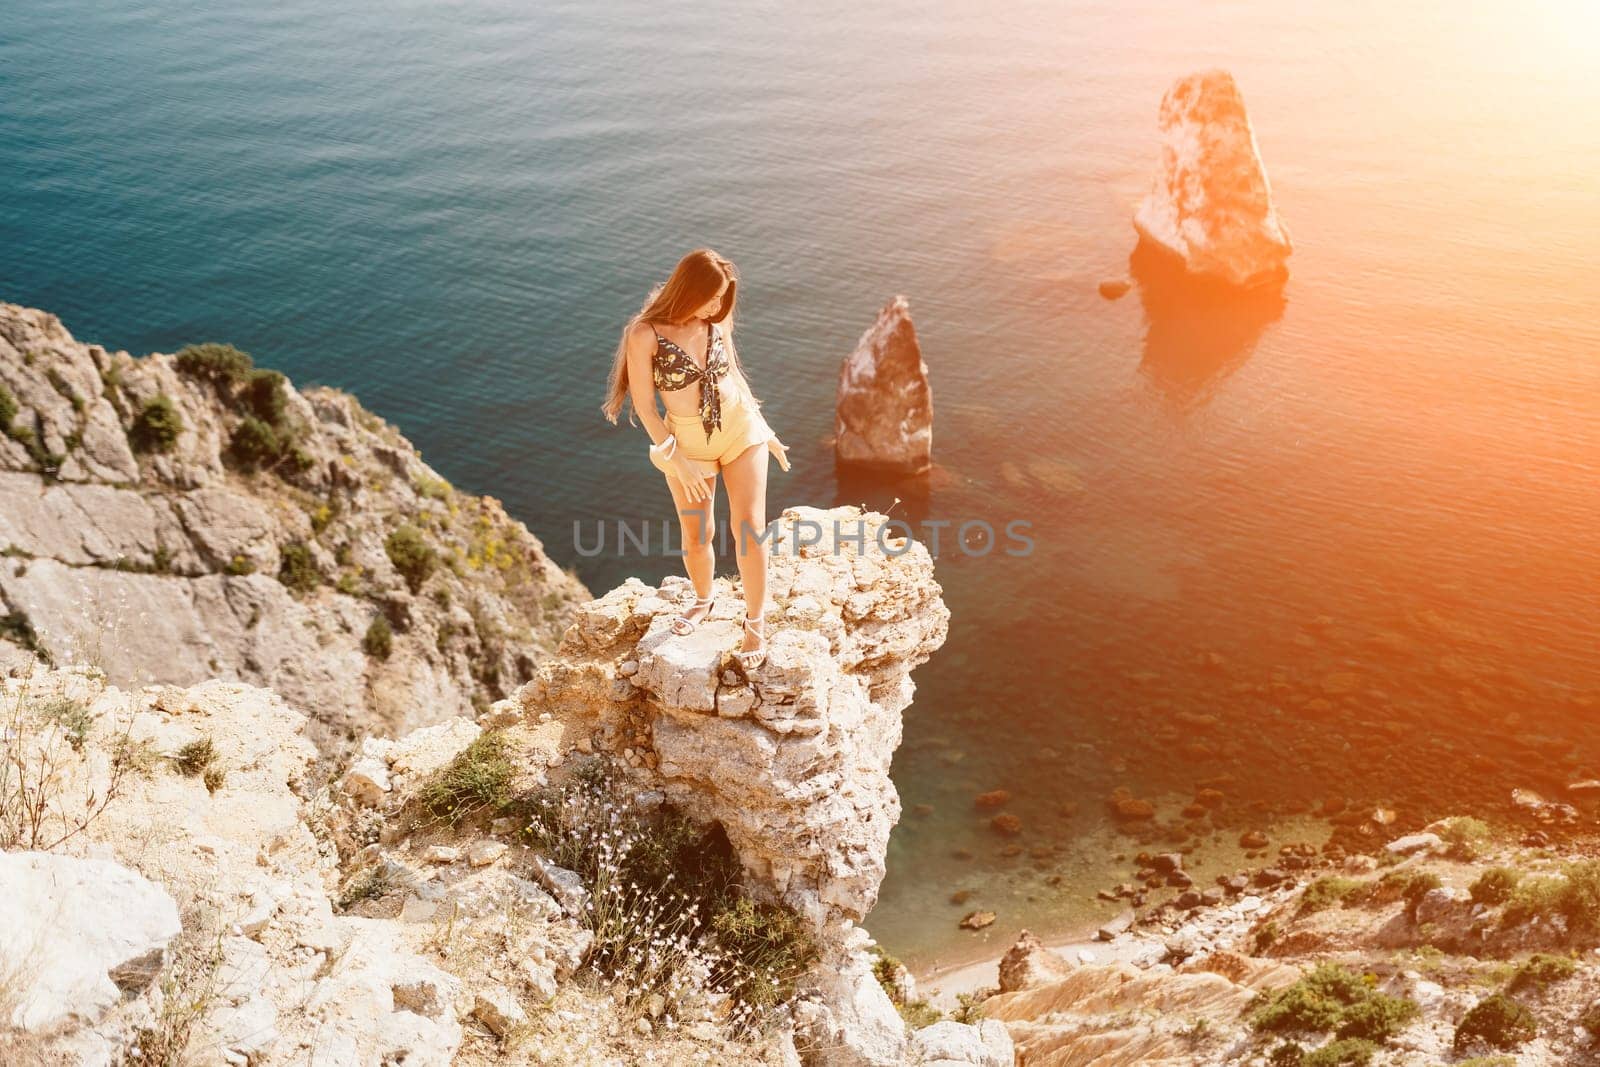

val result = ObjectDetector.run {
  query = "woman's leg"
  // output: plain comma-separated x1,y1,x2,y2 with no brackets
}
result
664,470,719,623
720,440,770,653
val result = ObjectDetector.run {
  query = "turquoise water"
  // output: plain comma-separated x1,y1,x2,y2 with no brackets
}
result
5,1,1599,975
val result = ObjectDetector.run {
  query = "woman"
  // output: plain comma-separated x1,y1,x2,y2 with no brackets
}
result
601,248,790,669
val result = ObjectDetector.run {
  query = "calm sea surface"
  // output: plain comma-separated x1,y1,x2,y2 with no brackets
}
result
4,0,1598,975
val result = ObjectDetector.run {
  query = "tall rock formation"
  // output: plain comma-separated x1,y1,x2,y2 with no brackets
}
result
0,304,590,748
1133,70,1292,289
834,297,933,476
515,504,954,1064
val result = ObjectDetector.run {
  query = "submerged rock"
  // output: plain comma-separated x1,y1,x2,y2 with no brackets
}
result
1133,69,1292,289
834,296,933,475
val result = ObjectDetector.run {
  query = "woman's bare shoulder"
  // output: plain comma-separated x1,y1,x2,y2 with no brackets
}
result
627,320,660,354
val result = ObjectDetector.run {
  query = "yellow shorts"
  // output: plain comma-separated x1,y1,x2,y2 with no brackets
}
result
652,394,775,481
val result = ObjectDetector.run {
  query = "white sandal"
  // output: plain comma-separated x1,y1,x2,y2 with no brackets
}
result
733,613,767,670
671,594,716,636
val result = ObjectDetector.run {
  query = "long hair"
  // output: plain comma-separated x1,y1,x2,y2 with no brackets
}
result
601,247,764,427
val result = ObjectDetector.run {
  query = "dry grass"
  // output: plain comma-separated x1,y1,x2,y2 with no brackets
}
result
1,677,138,851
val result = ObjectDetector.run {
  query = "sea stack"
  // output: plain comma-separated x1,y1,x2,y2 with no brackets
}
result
1133,70,1292,289
834,295,933,476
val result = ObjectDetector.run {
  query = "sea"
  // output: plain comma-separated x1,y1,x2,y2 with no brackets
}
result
3,0,1598,977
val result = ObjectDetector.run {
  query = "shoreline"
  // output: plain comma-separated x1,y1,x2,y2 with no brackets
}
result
908,912,1135,1011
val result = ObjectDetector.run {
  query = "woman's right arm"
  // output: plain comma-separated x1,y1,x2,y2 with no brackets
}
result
625,324,711,500
625,323,672,448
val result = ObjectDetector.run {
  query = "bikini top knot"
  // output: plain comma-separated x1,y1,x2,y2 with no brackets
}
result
650,320,729,441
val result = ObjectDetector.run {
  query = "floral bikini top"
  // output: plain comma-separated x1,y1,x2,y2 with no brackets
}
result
650,320,730,442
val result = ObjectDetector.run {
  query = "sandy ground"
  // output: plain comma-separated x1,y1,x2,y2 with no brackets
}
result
913,920,1166,1011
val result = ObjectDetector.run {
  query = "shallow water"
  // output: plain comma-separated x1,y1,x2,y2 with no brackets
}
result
4,0,1598,975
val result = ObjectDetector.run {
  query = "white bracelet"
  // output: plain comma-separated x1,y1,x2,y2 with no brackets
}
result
650,433,677,460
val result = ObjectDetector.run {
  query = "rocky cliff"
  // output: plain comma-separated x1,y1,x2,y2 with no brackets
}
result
514,504,956,1063
0,303,591,748
1,503,1003,1067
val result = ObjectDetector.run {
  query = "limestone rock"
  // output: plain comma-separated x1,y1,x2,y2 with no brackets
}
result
472,984,527,1037
529,855,590,917
1386,832,1441,856
834,296,933,475
998,929,1075,993
525,505,948,935
0,665,466,1066
467,840,508,867
907,1018,1014,1066
1133,70,1292,289
791,942,908,1066
0,302,590,750
522,504,948,1064
0,851,181,1032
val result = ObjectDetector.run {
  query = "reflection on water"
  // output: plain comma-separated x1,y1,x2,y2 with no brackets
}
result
834,462,934,530
3,0,1598,984
1131,240,1288,411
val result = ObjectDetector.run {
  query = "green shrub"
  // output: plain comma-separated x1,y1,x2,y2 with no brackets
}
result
129,394,184,453
1508,952,1576,994
172,737,216,776
224,554,256,576
1496,863,1600,934
1503,874,1566,927
418,730,513,825
898,998,942,1029
1370,868,1441,913
1558,859,1600,935
174,343,253,387
336,863,394,910
1305,1038,1377,1066
241,368,288,426
277,541,320,594
1471,867,1520,907
415,474,452,501
1437,816,1492,860
0,387,62,477
1249,962,1418,1043
517,755,820,1032
38,698,95,752
1334,993,1420,1042
363,616,393,660
309,502,336,536
1269,1042,1305,1066
385,524,436,593
1299,877,1365,916
228,415,282,470
1454,993,1537,1051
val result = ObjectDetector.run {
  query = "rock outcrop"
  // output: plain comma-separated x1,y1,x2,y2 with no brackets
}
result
1133,70,1292,289
0,303,591,748
834,297,933,476
1,500,987,1066
0,851,180,1033
0,665,471,1065
512,504,957,1064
